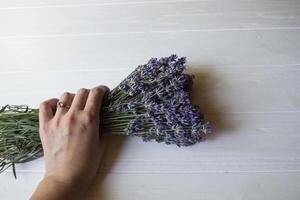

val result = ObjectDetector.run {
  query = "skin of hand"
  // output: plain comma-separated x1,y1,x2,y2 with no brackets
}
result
30,85,109,200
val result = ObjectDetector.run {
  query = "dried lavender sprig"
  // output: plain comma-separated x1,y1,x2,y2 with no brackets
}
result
0,105,41,178
0,54,212,177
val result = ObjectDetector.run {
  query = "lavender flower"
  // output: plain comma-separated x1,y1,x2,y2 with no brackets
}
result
103,54,212,146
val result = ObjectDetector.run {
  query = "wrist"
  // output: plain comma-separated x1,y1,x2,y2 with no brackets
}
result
31,176,87,200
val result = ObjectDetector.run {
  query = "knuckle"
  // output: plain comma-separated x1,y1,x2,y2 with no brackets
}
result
51,118,60,128
39,101,48,109
65,114,76,126
83,112,95,124
61,92,70,97
91,87,104,96
78,88,88,93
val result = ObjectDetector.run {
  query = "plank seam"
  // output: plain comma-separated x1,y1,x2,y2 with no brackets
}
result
0,0,228,10
1,27,300,39
1,64,300,74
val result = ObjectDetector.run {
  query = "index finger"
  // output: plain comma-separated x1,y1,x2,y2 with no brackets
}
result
39,98,59,125
84,85,109,116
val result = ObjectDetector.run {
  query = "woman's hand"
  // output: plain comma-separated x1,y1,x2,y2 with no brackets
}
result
31,85,109,199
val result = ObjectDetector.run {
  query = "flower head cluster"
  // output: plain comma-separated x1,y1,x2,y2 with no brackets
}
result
103,55,212,146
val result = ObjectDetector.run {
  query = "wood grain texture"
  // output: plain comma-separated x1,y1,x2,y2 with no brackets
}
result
1,0,300,36
1,66,299,112
1,172,300,200
0,0,300,199
7,112,300,174
0,30,300,72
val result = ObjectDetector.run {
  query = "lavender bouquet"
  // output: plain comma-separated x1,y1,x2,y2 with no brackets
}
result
0,55,211,177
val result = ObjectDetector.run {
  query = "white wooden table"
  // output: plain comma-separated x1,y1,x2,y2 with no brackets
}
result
1,0,300,199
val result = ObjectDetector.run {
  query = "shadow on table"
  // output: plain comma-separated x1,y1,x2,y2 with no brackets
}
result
86,134,127,200
187,65,238,139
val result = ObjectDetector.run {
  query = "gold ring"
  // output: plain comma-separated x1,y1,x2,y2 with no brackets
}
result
57,101,70,109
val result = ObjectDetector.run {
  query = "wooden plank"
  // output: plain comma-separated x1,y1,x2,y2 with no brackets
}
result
0,0,299,37
0,30,300,72
1,112,300,199
1,0,300,10
0,111,298,175
0,66,299,113
1,172,300,199
86,173,300,200
0,0,196,8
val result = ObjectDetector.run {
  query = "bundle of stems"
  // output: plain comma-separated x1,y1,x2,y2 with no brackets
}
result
0,55,211,177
